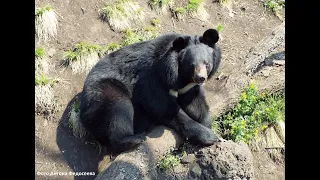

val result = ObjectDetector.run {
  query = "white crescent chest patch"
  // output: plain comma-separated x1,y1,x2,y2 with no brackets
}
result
169,82,202,98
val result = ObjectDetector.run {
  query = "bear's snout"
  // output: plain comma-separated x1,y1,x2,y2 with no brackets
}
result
193,64,207,84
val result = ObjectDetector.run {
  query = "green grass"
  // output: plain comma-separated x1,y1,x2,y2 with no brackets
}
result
63,41,123,74
99,0,145,31
158,153,180,172
64,41,104,63
185,0,202,12
216,24,224,33
174,0,207,20
219,83,285,144
148,0,173,14
151,18,161,27
264,0,285,18
35,5,52,17
35,47,46,59
120,21,160,46
35,5,58,42
35,73,50,86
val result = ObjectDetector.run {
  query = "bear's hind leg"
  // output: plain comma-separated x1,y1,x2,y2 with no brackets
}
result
85,79,145,153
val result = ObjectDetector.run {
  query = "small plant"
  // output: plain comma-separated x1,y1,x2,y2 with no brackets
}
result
158,153,180,172
35,5,58,42
121,27,159,46
99,0,145,31
35,47,50,74
211,117,222,137
35,47,46,59
220,83,285,144
216,24,224,33
35,73,50,86
105,42,121,53
185,0,202,12
264,0,285,19
174,0,208,21
151,18,161,27
68,98,87,139
148,0,173,14
35,73,58,115
63,42,106,74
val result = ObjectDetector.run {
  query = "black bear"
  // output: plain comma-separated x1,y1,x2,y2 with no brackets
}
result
80,29,221,153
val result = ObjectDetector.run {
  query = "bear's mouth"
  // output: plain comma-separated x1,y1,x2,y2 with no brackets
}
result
192,77,206,86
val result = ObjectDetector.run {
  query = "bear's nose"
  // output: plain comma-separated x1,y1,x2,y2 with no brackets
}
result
197,76,206,83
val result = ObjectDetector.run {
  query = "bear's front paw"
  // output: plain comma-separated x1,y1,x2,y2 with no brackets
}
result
197,128,219,146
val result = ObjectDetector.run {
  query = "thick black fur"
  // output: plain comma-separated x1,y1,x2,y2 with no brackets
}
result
80,29,222,153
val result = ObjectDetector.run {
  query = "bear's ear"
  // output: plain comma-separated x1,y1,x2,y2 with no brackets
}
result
200,29,219,47
172,37,188,52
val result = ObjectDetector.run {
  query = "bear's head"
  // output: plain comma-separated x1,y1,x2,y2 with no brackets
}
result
173,29,221,87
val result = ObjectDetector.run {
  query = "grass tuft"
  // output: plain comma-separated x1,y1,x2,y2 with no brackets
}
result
68,98,87,139
99,0,145,31
35,47,50,74
216,24,224,33
174,0,208,21
121,23,160,46
63,42,106,74
35,5,58,42
158,153,180,172
263,0,285,20
148,0,173,14
35,74,59,115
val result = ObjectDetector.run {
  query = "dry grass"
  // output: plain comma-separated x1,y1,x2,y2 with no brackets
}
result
174,0,208,21
148,0,174,14
35,83,58,115
35,5,58,42
68,99,87,139
35,47,50,74
250,124,285,163
63,42,103,75
99,0,145,31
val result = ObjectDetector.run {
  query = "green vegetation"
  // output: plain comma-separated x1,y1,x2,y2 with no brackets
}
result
35,73,50,86
35,5,58,42
120,20,160,46
158,153,180,172
174,0,207,20
151,18,161,27
64,42,104,63
219,84,285,144
216,24,224,33
35,5,52,17
185,0,202,12
35,47,46,59
148,0,173,13
63,41,122,74
99,0,145,31
264,0,285,18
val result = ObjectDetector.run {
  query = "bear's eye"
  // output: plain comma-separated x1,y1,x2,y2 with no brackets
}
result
205,62,210,68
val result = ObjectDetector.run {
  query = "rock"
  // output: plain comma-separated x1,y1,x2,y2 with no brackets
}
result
47,48,56,58
188,162,202,179
188,140,254,180
181,154,195,164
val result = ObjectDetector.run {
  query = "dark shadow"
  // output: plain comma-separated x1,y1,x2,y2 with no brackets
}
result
56,92,110,180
